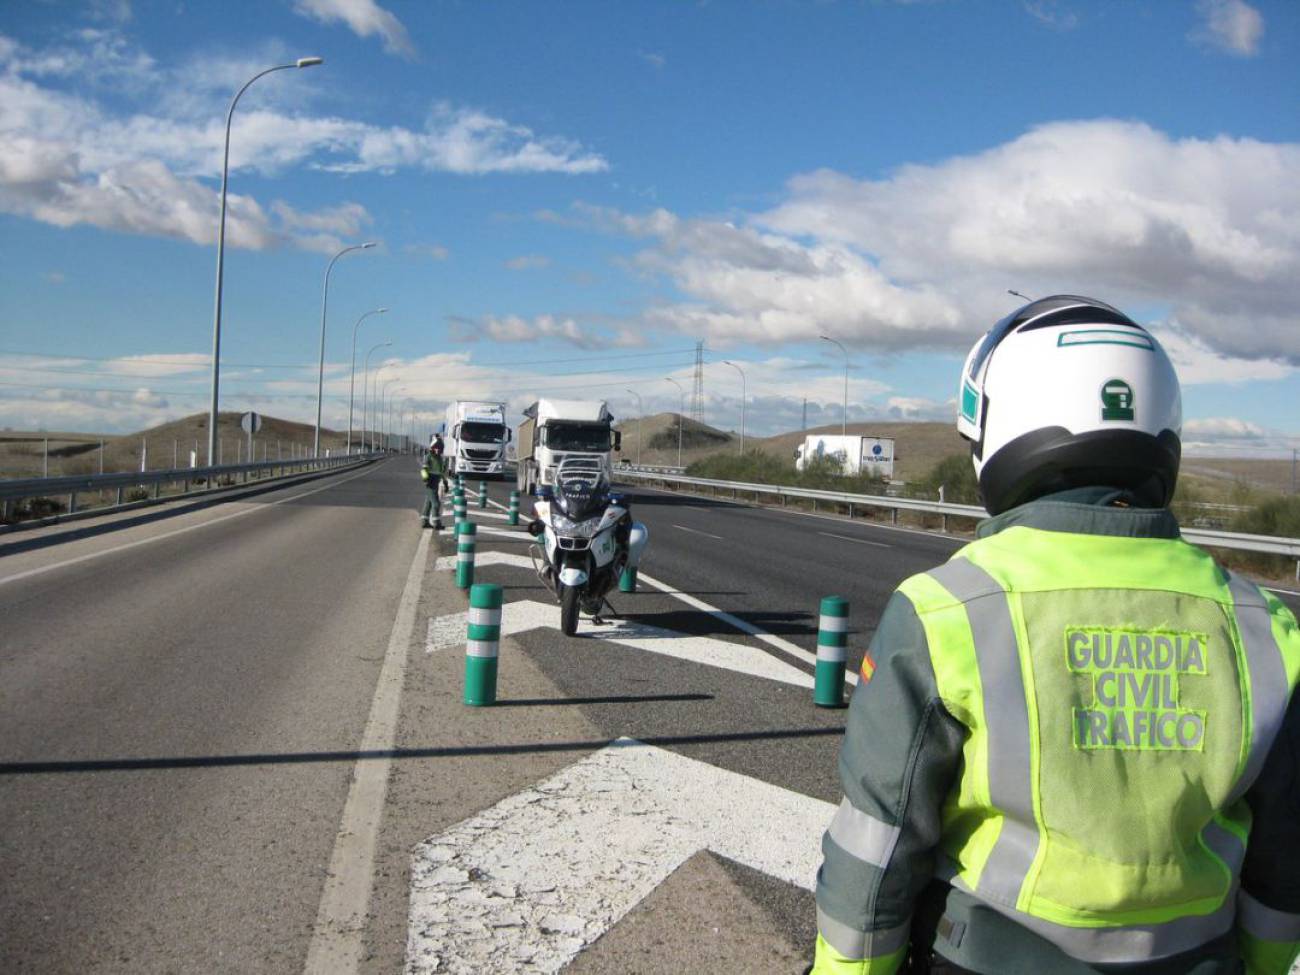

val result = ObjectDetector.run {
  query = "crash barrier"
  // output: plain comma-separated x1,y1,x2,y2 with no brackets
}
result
456,521,477,589
0,453,380,528
507,490,520,526
464,583,502,707
615,470,1300,580
815,596,849,708
619,564,638,593
453,490,467,527
478,481,488,509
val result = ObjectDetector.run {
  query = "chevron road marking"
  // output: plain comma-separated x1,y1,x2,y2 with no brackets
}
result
406,738,833,974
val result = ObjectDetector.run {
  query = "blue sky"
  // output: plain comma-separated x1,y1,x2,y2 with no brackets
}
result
0,0,1297,455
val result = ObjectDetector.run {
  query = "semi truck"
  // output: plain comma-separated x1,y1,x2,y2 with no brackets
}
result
515,399,621,495
794,434,895,478
443,401,510,479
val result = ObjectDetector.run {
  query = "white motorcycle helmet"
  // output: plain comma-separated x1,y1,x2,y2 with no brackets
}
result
957,295,1182,515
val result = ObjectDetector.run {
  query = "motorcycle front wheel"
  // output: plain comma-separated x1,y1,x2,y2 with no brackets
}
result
560,583,580,636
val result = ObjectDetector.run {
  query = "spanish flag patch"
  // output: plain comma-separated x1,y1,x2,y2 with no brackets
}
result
860,652,876,684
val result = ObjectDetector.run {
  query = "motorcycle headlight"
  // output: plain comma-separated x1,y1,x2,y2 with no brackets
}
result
550,513,603,537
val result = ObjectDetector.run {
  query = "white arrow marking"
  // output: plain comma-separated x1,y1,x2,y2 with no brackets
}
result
426,612,466,653
405,738,833,974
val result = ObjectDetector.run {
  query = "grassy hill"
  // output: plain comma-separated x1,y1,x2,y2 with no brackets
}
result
0,412,367,479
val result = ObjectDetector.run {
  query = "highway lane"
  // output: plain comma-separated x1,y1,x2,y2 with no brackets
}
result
0,457,432,973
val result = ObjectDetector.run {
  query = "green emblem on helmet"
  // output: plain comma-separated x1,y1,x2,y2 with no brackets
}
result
1101,379,1135,422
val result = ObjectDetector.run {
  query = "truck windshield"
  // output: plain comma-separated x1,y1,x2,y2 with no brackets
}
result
460,421,505,443
543,422,610,452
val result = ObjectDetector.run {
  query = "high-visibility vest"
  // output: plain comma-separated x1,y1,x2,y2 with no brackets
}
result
895,525,1300,968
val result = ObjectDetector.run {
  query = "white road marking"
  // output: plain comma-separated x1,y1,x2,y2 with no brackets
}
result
435,551,535,572
426,612,467,653
0,463,380,588
490,599,814,687
303,529,431,975
1266,585,1300,597
673,524,723,540
818,530,891,549
406,739,833,974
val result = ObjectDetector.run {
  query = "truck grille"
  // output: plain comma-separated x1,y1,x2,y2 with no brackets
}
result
465,449,499,460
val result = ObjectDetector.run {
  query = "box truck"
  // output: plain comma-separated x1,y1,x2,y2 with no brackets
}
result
444,401,510,478
794,434,895,478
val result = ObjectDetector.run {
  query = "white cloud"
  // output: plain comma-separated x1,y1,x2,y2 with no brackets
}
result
1183,416,1267,440
1193,0,1264,57
0,32,607,250
451,314,642,350
406,242,449,261
505,254,550,271
292,0,415,58
1024,1,1079,31
1149,321,1293,385
550,120,1299,368
639,51,666,69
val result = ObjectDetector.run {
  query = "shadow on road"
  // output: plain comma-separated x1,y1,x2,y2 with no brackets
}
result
0,725,845,775
493,692,714,707
622,609,818,640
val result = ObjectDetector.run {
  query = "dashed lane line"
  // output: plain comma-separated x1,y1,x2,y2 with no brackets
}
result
818,530,891,549
673,524,723,540
302,529,431,975
0,464,382,589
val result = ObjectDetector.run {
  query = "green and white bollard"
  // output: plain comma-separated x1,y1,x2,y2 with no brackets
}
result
507,490,520,526
619,564,638,593
464,583,502,706
478,480,488,508
453,490,467,526
814,595,849,708
455,522,477,589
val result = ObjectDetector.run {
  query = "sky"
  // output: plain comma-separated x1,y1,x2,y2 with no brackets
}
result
0,0,1297,457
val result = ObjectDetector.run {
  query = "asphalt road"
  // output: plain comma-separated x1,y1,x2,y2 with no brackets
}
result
3,462,1296,974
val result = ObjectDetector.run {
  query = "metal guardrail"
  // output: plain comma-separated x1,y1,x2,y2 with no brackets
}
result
618,464,687,475
616,469,1300,566
0,453,380,523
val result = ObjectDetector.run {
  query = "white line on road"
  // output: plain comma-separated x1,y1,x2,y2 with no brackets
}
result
303,528,431,975
426,612,466,653
0,463,381,588
673,524,723,540
818,530,891,549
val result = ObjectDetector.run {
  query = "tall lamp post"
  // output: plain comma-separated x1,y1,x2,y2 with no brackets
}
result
625,388,643,466
664,377,685,469
721,360,747,455
347,307,387,453
362,341,390,451
820,335,849,437
208,56,323,466
386,388,406,452
315,242,376,456
380,378,400,452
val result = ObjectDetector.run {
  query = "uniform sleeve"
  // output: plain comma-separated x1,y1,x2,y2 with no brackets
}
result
1238,598,1300,975
812,590,966,974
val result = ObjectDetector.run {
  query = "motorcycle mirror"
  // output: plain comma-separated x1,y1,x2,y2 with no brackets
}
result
613,430,623,452
526,519,545,537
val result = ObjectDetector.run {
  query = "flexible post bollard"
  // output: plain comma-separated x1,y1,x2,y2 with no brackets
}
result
464,583,502,706
456,522,477,589
619,564,638,593
507,490,520,526
453,490,467,526
814,595,849,708
478,480,488,508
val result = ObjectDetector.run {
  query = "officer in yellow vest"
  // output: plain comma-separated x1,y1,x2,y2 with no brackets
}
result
813,296,1300,975
420,434,447,530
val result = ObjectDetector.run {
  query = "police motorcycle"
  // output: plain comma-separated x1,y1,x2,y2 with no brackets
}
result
527,457,648,636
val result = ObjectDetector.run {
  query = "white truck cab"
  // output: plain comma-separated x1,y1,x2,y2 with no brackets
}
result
516,399,621,495
444,401,510,478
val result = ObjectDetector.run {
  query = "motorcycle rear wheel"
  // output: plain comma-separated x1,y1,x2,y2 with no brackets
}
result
560,584,580,636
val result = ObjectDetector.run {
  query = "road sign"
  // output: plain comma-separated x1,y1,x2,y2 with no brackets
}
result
406,739,833,973
240,411,263,434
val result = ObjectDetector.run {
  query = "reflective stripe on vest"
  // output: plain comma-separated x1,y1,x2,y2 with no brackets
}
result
827,797,901,869
1238,890,1300,943
926,557,1039,909
1226,575,1290,805
817,906,910,960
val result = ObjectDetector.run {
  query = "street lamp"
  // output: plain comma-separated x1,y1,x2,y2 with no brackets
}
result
386,388,406,452
208,56,323,466
721,361,747,455
820,335,849,437
625,388,643,466
362,341,390,451
315,242,376,456
664,377,685,469
347,307,387,453
380,378,400,452
1007,289,1034,302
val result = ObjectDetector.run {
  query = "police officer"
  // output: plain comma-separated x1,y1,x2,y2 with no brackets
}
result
812,296,1300,975
420,434,447,530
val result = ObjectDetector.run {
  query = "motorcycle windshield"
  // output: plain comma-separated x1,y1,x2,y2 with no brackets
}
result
554,470,608,520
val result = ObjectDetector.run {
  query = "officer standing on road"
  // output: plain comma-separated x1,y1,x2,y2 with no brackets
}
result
812,296,1300,975
420,434,447,530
